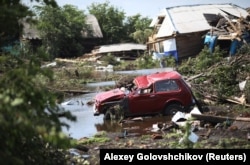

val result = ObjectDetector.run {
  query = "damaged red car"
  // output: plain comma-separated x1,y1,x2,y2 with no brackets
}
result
93,71,196,120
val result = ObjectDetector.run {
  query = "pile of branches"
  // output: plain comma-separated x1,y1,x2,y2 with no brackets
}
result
184,54,250,106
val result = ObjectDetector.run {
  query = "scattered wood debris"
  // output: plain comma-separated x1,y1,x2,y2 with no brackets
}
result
208,14,250,42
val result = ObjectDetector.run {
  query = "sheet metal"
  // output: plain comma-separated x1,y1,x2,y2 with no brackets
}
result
98,43,146,53
155,3,249,38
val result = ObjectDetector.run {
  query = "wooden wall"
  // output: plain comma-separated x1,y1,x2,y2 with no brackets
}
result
176,31,207,61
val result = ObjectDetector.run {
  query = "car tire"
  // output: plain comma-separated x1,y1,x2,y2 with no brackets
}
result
104,109,113,120
164,104,183,116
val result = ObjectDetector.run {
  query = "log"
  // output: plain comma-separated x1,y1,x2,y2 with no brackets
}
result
191,113,250,123
186,73,204,81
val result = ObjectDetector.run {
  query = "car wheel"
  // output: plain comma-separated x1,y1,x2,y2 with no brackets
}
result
104,109,113,120
164,104,183,116
104,105,124,120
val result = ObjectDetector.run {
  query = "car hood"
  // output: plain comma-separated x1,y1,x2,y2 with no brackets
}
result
94,88,125,102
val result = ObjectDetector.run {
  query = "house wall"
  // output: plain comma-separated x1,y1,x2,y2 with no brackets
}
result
148,31,207,62
175,31,207,61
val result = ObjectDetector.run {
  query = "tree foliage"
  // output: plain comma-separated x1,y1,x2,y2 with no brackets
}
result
0,0,57,49
88,1,152,44
0,47,77,165
0,1,77,164
125,14,153,44
0,0,31,49
36,4,88,58
88,1,126,44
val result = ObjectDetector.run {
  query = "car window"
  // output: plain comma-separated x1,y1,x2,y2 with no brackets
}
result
138,86,153,94
155,79,179,92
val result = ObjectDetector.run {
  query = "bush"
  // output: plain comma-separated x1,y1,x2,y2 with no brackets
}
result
0,52,76,165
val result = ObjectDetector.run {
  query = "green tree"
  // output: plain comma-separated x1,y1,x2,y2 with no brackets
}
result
0,48,77,165
37,4,88,58
0,0,57,50
122,14,140,42
125,15,153,44
88,1,126,44
0,1,77,164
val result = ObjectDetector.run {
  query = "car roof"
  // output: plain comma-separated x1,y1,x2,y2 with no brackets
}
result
134,71,182,88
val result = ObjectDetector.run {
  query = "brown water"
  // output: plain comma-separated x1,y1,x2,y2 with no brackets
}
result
59,92,172,140
95,115,172,136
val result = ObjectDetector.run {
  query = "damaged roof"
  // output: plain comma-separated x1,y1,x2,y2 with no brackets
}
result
152,3,249,38
134,71,181,88
97,43,146,54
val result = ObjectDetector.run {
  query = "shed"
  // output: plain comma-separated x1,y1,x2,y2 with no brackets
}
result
148,3,249,62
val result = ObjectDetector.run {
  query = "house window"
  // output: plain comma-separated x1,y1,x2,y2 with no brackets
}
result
159,41,164,53
154,42,164,53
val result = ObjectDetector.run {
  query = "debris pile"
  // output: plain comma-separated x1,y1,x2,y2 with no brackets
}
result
204,13,250,55
185,54,250,107
210,14,250,41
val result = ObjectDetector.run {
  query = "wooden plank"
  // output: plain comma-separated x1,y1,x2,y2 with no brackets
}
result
218,35,232,40
191,113,234,123
191,113,250,123
226,98,250,107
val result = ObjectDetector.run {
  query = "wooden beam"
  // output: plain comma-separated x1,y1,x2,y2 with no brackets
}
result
191,113,250,123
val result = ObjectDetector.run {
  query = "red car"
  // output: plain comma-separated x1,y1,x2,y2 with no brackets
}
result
93,71,196,120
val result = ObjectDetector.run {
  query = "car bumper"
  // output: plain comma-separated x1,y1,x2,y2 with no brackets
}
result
94,112,100,116
93,104,100,116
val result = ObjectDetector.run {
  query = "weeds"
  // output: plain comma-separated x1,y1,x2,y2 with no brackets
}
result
78,131,111,145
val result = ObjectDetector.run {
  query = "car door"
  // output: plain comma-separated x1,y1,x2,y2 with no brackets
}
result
154,79,181,108
128,87,158,115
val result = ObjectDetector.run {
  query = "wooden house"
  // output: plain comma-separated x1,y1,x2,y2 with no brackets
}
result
148,3,249,62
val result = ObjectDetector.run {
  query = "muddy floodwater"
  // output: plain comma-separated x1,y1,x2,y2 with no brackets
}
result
59,68,174,140
59,92,172,140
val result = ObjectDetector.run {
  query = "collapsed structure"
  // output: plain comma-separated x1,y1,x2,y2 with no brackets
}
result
148,3,250,62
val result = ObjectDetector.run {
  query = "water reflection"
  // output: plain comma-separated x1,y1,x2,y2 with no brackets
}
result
59,93,103,139
95,115,172,136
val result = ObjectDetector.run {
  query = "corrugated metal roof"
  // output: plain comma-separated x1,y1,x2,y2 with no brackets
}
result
156,3,249,38
98,43,146,53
